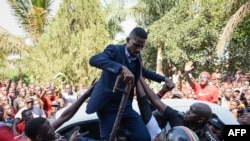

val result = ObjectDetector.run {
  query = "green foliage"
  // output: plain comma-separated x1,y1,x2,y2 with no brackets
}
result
226,15,250,72
144,0,232,74
134,0,180,26
24,0,110,85
3,0,250,84
7,0,53,42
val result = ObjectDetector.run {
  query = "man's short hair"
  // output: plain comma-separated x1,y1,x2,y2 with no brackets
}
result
25,117,46,139
129,27,147,39
21,109,30,119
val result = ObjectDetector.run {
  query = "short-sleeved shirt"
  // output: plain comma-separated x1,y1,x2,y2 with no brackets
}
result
193,83,218,103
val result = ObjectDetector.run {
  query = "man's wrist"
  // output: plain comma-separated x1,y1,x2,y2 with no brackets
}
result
157,91,164,98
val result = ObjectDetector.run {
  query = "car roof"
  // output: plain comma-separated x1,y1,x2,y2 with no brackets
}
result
160,99,239,125
55,99,239,131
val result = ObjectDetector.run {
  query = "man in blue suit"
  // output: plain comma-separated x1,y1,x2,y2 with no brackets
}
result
86,27,174,141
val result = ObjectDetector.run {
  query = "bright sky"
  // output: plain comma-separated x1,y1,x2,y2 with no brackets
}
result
0,0,136,37
0,0,24,36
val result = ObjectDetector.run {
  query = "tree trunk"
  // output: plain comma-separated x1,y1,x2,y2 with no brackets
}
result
156,46,164,75
216,0,250,58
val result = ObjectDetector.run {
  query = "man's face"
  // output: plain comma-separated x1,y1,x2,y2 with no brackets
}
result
46,90,53,99
26,99,34,109
4,105,14,116
1,96,9,105
126,36,146,57
238,112,250,125
1,87,7,95
51,105,59,113
207,122,223,138
183,104,201,123
19,88,27,97
199,75,209,86
65,85,72,93
24,110,33,121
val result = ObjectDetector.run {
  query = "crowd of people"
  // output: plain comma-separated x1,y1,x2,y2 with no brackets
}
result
0,26,250,141
0,78,95,140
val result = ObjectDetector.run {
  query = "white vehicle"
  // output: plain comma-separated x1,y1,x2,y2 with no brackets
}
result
55,99,239,140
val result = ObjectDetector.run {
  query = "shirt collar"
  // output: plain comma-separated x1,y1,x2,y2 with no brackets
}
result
125,47,137,62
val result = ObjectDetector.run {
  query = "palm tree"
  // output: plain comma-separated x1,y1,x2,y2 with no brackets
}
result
216,0,250,58
7,0,53,43
0,26,28,59
0,26,28,79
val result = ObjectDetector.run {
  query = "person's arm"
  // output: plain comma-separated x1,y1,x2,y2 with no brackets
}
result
51,79,96,130
136,78,162,139
139,77,167,114
12,118,21,136
136,79,153,124
89,45,123,74
184,61,195,88
142,67,175,90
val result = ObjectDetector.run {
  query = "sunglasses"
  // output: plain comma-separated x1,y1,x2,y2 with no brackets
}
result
199,75,208,79
26,101,34,104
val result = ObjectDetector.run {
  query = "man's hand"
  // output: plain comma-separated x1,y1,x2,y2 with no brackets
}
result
69,130,80,141
159,83,173,96
164,78,175,91
121,66,134,84
185,61,195,72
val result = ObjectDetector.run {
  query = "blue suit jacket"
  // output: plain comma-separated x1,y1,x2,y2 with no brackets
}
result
86,44,165,114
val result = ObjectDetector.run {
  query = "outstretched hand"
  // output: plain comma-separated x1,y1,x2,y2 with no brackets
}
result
185,61,195,72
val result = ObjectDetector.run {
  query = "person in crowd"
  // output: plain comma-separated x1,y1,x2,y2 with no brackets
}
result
246,95,250,106
86,27,174,141
0,86,8,96
220,88,233,109
24,79,97,141
211,69,222,87
40,88,59,117
48,100,60,123
229,99,241,119
238,108,250,125
138,76,219,141
13,96,46,136
13,88,26,112
14,96,46,119
61,84,78,106
184,61,219,104
0,105,14,141
3,104,15,128
57,97,66,109
77,83,88,98
207,117,225,140
0,95,10,106
25,117,79,141
16,109,33,135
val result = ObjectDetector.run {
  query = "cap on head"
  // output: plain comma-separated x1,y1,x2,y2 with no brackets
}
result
208,118,225,131
25,96,34,103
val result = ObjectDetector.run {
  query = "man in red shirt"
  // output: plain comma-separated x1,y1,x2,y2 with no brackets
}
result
184,61,219,104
